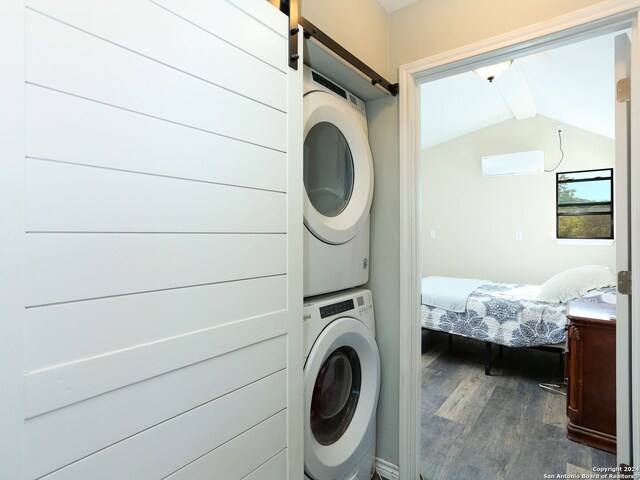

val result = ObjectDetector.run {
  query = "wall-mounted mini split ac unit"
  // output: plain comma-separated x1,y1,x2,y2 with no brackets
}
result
481,150,544,177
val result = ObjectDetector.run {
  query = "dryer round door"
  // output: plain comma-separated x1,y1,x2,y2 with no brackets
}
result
303,91,374,245
304,317,381,480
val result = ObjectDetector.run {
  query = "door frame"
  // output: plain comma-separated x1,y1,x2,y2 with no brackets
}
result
398,1,640,478
0,1,25,478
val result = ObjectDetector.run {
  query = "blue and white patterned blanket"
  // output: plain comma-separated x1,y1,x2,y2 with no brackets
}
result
421,281,616,347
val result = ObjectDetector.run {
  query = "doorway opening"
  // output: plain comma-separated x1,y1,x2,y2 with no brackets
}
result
397,7,640,479
418,32,625,479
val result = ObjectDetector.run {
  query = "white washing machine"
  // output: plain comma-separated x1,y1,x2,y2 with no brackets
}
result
303,288,381,480
303,67,374,298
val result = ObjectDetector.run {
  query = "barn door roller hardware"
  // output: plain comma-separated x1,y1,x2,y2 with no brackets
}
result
266,0,399,96
266,0,300,69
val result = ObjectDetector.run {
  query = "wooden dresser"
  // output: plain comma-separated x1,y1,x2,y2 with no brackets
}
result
565,300,617,453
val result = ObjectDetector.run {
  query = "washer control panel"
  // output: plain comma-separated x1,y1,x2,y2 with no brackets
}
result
356,294,373,316
303,288,376,360
320,299,354,319
304,288,374,326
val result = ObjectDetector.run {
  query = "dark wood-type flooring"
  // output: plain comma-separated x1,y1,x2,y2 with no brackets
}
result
419,330,616,480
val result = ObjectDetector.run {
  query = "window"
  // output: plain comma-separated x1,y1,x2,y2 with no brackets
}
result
556,168,613,239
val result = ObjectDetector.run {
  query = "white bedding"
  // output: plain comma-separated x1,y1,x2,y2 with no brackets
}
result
421,276,487,313
422,280,617,347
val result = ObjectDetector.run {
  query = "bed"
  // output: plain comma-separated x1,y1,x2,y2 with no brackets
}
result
421,266,617,374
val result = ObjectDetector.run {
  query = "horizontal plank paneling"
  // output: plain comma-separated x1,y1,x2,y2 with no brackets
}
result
244,450,288,480
25,309,287,418
226,0,288,38
26,275,286,371
165,411,286,480
152,0,287,67
26,0,286,111
22,2,293,479
26,9,286,152
26,86,286,192
26,159,286,233
25,336,286,478
38,370,287,480
25,233,286,306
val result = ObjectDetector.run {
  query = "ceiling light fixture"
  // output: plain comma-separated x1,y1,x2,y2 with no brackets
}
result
473,60,513,83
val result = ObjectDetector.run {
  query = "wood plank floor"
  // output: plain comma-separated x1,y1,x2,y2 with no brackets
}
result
420,330,616,480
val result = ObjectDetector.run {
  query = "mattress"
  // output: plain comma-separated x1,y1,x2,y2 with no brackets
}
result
421,281,616,348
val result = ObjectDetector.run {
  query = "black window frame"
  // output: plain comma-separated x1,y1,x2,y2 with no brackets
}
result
556,168,614,240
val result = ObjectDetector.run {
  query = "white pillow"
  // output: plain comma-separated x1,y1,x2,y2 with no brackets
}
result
536,265,616,303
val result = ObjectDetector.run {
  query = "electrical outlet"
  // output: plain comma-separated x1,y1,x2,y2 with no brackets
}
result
556,125,564,134
430,230,436,239
515,231,523,240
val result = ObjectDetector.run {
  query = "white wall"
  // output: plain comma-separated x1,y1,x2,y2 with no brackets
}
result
389,0,606,81
301,0,398,467
374,0,610,467
366,95,401,466
421,116,616,284
290,0,616,469
1,1,302,478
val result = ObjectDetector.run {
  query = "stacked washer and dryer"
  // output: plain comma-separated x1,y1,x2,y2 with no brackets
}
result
302,65,381,480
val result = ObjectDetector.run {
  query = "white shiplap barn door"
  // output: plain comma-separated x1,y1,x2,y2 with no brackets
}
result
0,1,303,479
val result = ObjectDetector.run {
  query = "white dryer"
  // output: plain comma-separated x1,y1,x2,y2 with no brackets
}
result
303,289,380,480
303,67,374,297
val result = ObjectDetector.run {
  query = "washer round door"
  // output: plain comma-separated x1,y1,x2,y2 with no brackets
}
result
304,317,381,480
303,91,374,245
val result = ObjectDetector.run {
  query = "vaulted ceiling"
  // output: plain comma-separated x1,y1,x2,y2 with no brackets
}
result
420,32,626,149
376,0,421,13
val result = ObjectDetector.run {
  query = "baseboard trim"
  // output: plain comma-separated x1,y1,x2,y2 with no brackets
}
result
376,457,400,480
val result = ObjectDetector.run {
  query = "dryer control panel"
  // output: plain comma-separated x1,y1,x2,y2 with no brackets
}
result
307,69,367,117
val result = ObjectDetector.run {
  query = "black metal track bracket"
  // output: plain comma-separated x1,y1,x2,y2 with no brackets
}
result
299,15,398,96
265,0,398,96
266,0,300,69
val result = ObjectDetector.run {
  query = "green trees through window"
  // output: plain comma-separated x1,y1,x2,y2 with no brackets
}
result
557,169,613,239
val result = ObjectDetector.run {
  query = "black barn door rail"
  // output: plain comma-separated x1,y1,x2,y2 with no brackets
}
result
299,16,398,96
266,0,399,96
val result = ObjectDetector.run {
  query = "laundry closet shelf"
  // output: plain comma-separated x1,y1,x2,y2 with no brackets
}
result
303,32,395,102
